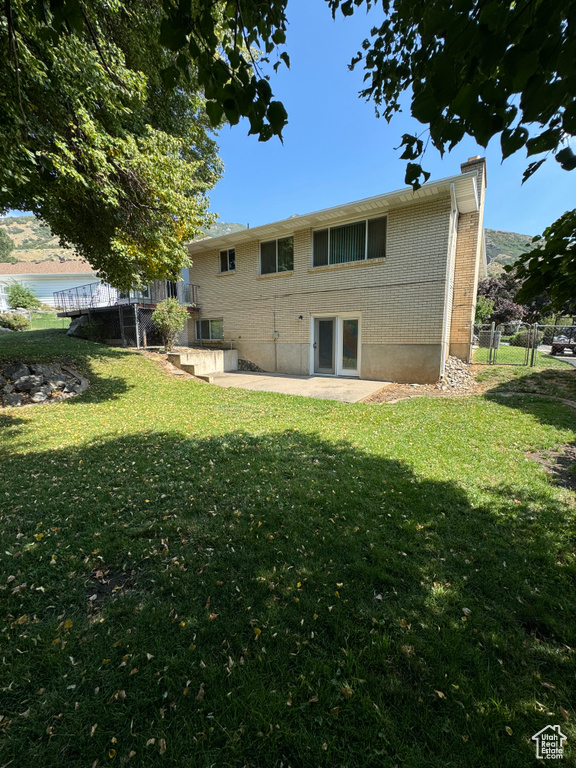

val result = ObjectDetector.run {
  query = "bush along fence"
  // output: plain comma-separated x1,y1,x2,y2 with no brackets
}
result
472,322,576,366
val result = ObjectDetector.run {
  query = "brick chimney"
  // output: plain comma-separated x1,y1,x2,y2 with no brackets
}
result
448,156,487,361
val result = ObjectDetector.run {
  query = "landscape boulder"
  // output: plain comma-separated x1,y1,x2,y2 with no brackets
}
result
3,394,22,407
14,375,44,392
4,362,30,381
1,361,89,408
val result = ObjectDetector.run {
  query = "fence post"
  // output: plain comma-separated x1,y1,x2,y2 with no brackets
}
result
489,321,495,364
530,324,538,367
134,305,140,349
119,306,126,347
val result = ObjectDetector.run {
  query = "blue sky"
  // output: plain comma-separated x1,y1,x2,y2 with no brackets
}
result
6,0,574,236
208,0,574,236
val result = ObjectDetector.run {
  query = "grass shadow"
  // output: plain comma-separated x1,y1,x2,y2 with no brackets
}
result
1,429,574,767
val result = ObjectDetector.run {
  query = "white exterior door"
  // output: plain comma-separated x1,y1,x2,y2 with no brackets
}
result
311,314,361,377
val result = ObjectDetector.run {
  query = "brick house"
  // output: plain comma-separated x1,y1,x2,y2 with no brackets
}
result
185,157,487,384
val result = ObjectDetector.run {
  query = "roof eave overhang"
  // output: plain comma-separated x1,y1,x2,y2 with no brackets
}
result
187,172,479,254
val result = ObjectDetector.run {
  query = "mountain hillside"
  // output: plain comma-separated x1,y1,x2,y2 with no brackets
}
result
485,228,533,276
205,222,247,238
0,215,78,262
0,216,248,263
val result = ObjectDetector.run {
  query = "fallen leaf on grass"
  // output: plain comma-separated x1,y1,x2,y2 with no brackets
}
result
560,707,570,720
90,724,98,737
505,726,513,736
158,738,167,755
434,690,446,699
196,683,205,701
541,682,556,690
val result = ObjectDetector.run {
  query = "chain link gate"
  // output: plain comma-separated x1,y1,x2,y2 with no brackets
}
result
472,321,540,366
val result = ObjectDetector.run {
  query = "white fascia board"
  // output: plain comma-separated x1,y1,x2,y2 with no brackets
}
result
187,172,479,254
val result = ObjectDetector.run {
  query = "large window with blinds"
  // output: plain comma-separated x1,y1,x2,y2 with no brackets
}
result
312,216,387,267
260,236,294,275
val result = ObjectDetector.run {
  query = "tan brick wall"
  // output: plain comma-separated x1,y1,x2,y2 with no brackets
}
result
449,159,486,360
189,196,452,360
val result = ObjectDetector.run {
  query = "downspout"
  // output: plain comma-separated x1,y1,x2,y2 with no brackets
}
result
440,182,458,378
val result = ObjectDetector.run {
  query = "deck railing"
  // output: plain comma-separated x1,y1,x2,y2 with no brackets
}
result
54,280,198,313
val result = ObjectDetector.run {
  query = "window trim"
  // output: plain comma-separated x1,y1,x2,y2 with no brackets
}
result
312,215,387,268
259,236,294,275
219,248,236,273
196,318,224,341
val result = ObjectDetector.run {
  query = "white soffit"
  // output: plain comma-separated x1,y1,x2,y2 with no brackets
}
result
187,171,479,254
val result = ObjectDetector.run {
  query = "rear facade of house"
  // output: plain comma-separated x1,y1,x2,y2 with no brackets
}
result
187,157,486,384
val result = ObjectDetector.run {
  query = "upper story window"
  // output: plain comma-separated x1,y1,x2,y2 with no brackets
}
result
312,216,387,267
220,248,235,272
260,236,294,275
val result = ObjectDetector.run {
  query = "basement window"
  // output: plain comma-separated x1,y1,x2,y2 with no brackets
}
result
196,319,224,341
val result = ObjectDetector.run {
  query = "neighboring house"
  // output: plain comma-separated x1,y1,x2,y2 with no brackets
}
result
186,157,487,384
0,261,96,308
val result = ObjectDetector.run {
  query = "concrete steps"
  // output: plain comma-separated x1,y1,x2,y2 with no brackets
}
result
167,348,238,378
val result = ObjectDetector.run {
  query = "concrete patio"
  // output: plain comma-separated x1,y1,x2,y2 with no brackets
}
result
205,371,389,403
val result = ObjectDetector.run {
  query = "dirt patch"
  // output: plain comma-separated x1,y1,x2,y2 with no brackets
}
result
526,444,576,492
364,358,486,404
87,568,133,606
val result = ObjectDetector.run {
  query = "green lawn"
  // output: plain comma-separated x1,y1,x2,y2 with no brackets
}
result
28,311,69,331
1,331,576,767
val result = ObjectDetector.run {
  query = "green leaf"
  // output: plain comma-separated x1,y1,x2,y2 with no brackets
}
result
159,18,188,51
267,101,288,135
526,128,562,157
556,147,576,171
522,159,546,184
205,101,224,127
500,127,528,159
160,66,180,88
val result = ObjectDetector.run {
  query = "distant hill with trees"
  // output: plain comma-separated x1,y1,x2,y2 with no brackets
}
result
485,229,533,276
0,216,248,263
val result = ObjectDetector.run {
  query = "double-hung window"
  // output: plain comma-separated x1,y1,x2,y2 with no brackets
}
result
196,319,224,341
220,248,235,272
313,216,387,267
260,236,294,275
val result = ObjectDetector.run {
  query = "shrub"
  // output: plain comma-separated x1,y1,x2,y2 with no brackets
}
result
509,330,543,347
81,320,105,342
0,312,31,331
152,298,189,351
6,283,41,310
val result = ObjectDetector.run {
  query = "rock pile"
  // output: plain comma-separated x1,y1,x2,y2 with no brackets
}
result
436,356,475,391
1,362,89,407
238,358,265,373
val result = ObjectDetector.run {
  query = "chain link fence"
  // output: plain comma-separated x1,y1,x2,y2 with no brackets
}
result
472,322,576,366
81,306,195,348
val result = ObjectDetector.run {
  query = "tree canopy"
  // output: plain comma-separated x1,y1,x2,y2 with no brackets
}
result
1,0,223,289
